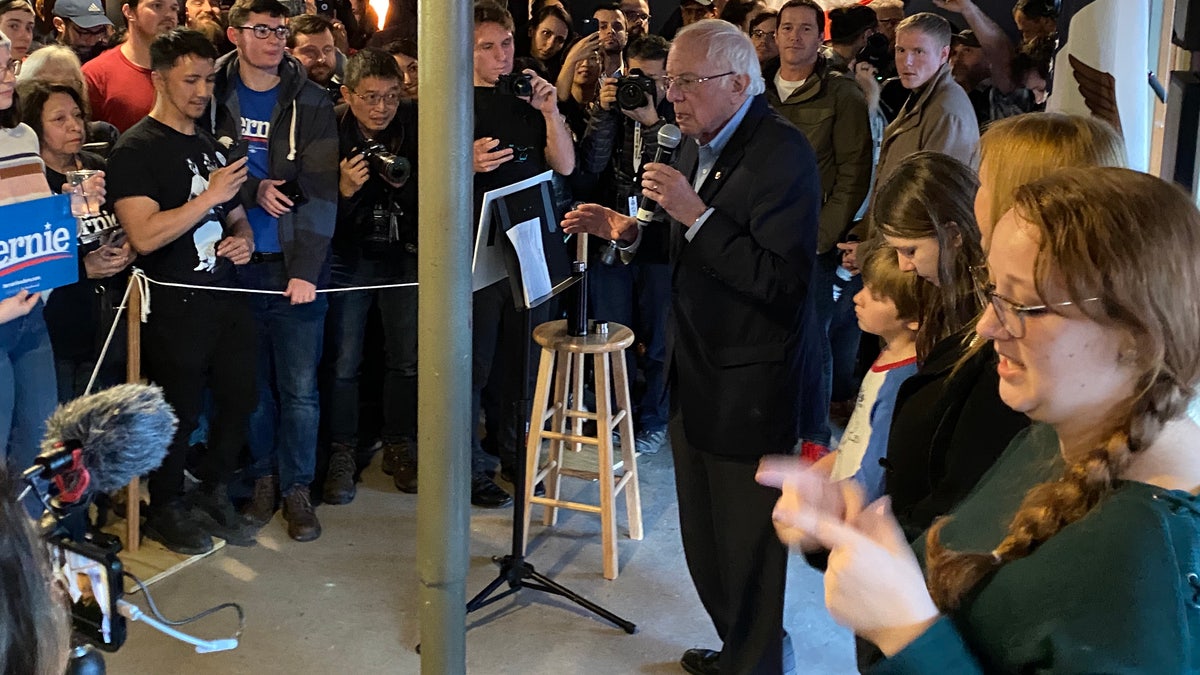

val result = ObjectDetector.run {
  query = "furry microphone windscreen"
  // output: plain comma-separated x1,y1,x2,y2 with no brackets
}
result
40,384,178,494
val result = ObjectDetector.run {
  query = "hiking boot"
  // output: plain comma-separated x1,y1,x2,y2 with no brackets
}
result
392,440,418,494
380,442,402,476
634,427,669,455
143,501,213,555
323,443,357,505
189,483,257,547
282,487,322,542
471,472,512,508
241,475,278,528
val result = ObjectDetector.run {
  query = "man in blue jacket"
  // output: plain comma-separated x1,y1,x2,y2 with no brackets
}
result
207,0,337,542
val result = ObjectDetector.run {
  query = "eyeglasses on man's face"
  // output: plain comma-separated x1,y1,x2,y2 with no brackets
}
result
750,29,776,41
663,71,734,93
234,24,291,40
351,90,402,107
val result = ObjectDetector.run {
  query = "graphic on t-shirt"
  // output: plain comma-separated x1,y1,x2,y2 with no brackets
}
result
186,156,225,272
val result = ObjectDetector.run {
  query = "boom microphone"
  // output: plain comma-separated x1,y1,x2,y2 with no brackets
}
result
35,384,177,498
635,124,683,224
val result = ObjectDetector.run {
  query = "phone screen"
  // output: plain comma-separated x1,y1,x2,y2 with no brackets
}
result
49,537,127,651
578,17,598,36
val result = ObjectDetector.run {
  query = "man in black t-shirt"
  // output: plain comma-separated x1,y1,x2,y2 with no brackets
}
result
108,28,259,555
469,1,574,508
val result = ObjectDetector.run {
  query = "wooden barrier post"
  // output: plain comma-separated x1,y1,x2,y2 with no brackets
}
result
125,276,142,551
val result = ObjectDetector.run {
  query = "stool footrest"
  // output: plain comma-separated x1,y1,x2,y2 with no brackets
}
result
529,496,603,514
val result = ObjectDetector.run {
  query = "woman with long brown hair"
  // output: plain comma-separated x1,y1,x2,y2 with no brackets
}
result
767,168,1200,670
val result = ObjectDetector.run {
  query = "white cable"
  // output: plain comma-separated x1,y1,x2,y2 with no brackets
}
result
116,600,239,654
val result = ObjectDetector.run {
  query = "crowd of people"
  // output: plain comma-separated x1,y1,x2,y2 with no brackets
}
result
1,0,1200,673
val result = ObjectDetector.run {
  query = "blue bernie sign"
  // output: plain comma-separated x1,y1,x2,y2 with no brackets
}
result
0,195,78,296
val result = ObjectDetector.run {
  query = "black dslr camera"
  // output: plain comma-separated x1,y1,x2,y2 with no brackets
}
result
353,140,412,186
495,72,534,97
616,70,656,111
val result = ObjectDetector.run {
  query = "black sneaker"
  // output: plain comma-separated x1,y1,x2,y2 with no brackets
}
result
189,484,257,547
143,501,213,555
380,442,402,476
323,444,358,505
471,473,513,508
393,440,418,494
634,427,669,455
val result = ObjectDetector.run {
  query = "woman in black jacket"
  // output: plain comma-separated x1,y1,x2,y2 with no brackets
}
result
871,151,1029,539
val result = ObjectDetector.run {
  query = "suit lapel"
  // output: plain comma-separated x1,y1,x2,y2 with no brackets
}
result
696,97,766,205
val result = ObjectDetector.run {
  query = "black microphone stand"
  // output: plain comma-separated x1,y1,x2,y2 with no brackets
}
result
466,242,636,634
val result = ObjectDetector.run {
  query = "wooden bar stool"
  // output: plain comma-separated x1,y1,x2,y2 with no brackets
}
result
522,319,643,580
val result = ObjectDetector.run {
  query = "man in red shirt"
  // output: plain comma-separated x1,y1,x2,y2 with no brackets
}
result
81,0,179,131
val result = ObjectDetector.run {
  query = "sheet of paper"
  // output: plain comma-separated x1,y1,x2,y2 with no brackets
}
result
472,170,553,292
506,217,552,306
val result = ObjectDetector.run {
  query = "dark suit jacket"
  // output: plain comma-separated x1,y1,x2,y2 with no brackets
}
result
657,94,823,458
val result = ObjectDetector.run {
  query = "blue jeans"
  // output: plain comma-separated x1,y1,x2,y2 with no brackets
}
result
807,252,863,445
325,251,418,447
0,305,57,473
241,261,328,494
588,259,671,431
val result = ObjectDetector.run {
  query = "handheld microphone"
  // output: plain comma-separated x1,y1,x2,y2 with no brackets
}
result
36,384,177,499
635,124,683,224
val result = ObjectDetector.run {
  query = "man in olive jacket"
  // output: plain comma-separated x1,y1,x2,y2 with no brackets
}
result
764,0,872,255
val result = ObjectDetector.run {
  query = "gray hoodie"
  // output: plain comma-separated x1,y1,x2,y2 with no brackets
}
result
207,51,338,285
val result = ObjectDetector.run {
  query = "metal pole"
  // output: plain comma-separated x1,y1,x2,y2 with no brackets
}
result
417,0,473,673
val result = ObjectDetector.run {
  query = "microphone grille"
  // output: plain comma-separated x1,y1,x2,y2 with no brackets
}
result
657,124,683,149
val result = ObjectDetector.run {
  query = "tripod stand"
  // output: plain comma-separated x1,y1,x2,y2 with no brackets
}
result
465,279,636,634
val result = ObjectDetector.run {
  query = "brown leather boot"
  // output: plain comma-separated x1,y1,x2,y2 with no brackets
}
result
322,442,357,504
391,439,417,493
241,475,278,528
282,487,321,542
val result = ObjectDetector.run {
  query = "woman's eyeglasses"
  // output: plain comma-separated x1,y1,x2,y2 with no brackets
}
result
970,265,1098,338
1,59,21,77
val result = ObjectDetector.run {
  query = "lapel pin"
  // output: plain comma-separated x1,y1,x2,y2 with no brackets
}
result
713,171,722,181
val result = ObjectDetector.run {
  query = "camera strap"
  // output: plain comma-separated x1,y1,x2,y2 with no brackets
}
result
632,121,644,173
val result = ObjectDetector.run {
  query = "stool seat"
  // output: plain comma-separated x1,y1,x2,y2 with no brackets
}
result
523,319,643,580
532,319,635,353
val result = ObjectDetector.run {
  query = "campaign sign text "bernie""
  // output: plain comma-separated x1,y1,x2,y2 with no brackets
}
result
0,195,78,295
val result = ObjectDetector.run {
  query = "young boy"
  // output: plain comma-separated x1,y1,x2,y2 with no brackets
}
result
824,238,921,501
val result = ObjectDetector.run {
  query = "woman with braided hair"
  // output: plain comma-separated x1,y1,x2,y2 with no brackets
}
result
763,167,1200,671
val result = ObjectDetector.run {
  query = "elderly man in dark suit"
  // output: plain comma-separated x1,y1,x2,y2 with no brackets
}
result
563,18,822,675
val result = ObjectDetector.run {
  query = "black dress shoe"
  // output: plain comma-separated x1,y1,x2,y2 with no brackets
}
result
471,473,513,508
680,648,720,675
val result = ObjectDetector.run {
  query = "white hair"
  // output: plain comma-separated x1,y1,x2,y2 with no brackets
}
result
18,45,84,85
675,18,765,97
868,0,904,11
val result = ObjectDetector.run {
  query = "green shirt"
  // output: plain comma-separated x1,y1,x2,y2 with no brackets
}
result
875,423,1200,673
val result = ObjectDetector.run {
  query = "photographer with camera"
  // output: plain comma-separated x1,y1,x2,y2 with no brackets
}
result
325,48,418,497
576,33,674,455
470,1,573,508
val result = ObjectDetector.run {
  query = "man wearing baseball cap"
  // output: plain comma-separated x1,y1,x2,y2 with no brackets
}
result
52,0,112,63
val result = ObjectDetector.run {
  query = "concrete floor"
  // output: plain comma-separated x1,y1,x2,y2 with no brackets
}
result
106,450,855,674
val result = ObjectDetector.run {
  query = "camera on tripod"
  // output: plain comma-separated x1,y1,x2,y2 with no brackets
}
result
353,140,412,186
495,72,534,97
616,71,656,111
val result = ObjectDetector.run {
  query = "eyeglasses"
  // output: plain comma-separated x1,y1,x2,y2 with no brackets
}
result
233,24,290,40
971,266,1099,339
350,90,401,107
750,29,776,40
1,58,20,77
662,71,734,93
624,11,648,22
879,18,901,27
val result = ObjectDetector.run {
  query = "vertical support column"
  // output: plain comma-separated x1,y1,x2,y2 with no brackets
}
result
416,1,473,672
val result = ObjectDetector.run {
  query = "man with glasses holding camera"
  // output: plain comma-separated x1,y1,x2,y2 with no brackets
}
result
325,49,419,498
578,33,674,456
564,19,822,675
208,0,337,542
